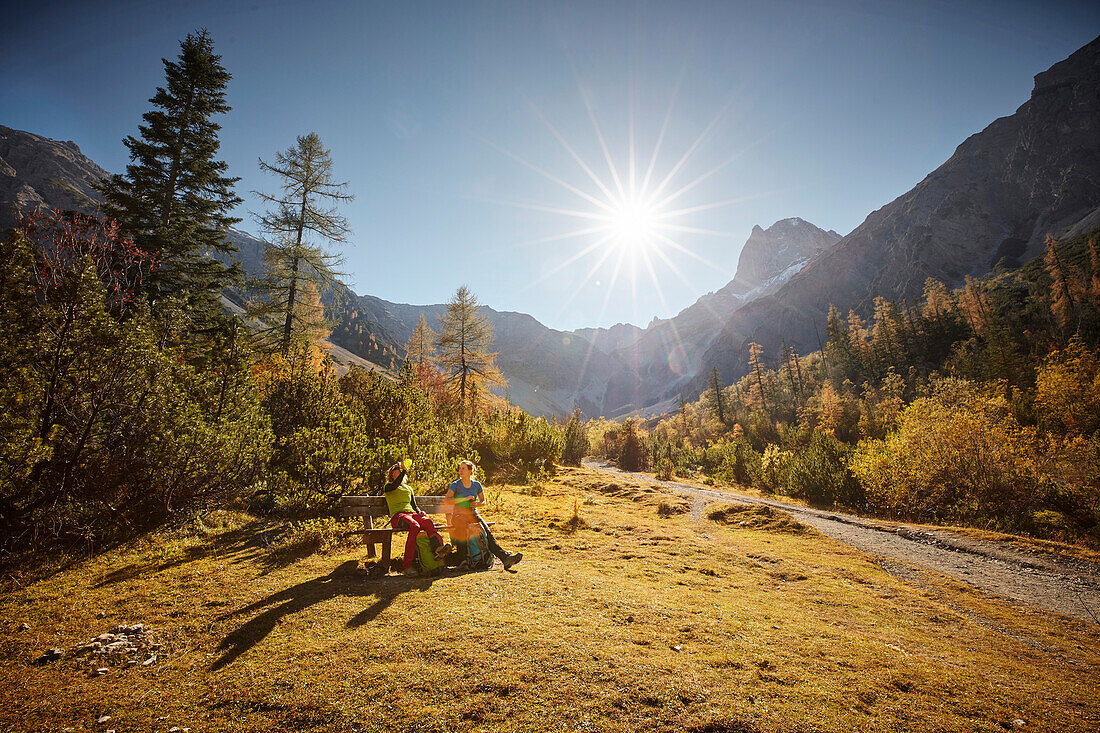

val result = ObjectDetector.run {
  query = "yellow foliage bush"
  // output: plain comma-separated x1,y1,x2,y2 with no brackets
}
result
850,379,1043,523
1034,337,1100,437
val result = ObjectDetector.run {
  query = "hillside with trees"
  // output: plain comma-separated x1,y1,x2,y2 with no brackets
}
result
591,228,1100,544
0,32,564,575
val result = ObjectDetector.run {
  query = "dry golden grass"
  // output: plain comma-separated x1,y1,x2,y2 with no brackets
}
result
2,464,1098,732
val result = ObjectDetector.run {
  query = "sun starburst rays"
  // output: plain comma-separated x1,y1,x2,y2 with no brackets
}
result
482,74,762,394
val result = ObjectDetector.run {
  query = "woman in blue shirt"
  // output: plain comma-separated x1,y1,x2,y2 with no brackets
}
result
444,460,523,570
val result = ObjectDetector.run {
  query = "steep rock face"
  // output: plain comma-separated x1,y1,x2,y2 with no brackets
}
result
598,218,841,415
727,218,840,294
685,34,1100,399
0,125,107,233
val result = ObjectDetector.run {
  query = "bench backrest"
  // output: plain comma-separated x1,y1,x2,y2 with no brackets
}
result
340,495,449,518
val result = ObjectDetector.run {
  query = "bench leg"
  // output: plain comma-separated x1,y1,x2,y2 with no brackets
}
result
382,534,392,571
364,516,376,558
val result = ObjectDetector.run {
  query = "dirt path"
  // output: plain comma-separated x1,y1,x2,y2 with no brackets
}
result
583,459,1100,624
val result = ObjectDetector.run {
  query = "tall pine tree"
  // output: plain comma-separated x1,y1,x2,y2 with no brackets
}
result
97,30,242,306
249,132,353,354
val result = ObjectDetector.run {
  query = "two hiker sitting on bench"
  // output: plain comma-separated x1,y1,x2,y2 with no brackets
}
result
381,460,454,576
444,460,523,571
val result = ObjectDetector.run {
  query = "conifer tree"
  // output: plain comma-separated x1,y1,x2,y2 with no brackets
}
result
436,285,504,406
97,30,242,305
250,132,353,354
1044,234,1086,334
709,366,726,425
747,341,770,414
406,313,438,370
678,394,690,445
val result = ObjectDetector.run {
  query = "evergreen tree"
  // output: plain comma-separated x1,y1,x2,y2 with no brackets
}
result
709,366,726,425
436,285,504,407
97,30,242,306
250,132,353,354
747,341,770,414
562,408,590,466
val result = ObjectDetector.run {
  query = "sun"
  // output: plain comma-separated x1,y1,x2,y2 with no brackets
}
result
480,78,755,328
605,195,660,249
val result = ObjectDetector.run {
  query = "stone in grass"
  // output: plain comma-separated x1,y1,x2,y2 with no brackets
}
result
35,648,65,664
94,668,109,676
19,622,30,631
97,715,111,723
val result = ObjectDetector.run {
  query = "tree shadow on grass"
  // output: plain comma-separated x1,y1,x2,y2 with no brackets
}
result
211,560,435,671
95,522,278,588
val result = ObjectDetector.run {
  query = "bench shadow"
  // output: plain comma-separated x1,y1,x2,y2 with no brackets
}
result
211,560,436,670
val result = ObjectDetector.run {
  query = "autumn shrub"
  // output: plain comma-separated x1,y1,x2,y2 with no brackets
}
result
587,418,623,462
1034,337,1100,437
849,378,1044,526
756,444,792,494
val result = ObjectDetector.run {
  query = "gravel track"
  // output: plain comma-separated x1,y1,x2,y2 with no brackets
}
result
583,459,1100,624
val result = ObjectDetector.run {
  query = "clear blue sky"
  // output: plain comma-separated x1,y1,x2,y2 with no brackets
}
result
3,1,1098,331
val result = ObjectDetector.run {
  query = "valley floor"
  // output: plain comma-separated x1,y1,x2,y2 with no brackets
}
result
584,459,1100,624
2,465,1098,732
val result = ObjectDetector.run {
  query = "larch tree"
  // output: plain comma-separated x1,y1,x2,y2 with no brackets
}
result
405,313,438,371
97,29,242,306
747,341,770,414
436,285,504,407
250,132,353,354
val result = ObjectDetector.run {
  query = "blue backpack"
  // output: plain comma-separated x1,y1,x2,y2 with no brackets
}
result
454,522,494,571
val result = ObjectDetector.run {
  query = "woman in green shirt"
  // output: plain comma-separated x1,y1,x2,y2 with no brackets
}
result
380,461,450,576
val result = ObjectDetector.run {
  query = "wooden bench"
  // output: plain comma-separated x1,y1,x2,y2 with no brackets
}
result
340,495,466,573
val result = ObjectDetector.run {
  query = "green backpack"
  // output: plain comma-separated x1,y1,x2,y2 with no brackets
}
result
414,535,445,576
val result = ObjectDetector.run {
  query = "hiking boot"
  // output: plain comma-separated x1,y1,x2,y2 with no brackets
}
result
434,542,456,561
402,566,420,577
501,552,523,570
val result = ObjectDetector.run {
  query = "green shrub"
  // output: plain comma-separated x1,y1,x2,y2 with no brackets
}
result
618,419,648,472
473,409,563,482
561,408,590,466
0,233,272,554
713,438,760,488
785,430,864,507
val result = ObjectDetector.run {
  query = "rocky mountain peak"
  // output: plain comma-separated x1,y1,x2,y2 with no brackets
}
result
730,217,841,293
0,125,107,234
